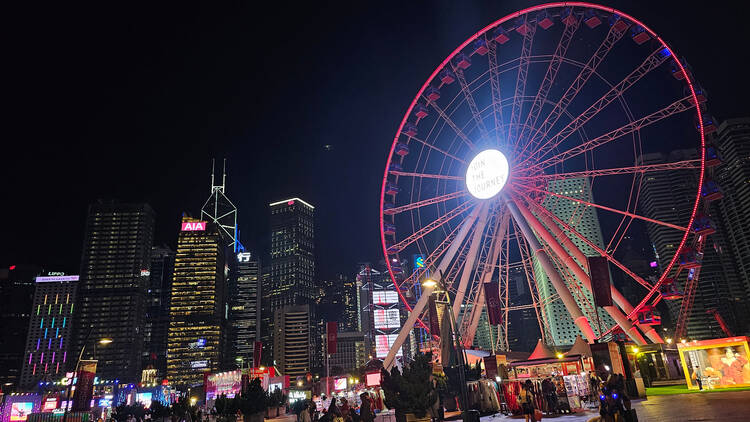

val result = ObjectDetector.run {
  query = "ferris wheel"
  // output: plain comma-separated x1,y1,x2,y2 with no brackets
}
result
380,2,718,367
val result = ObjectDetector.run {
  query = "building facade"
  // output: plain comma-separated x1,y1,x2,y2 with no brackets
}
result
143,246,175,377
273,304,316,377
230,251,261,368
167,216,227,386
19,275,78,388
326,331,366,374
74,202,155,382
266,198,316,360
357,264,403,360
0,265,40,390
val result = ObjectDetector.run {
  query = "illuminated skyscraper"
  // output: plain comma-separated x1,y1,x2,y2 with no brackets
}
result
265,198,315,359
74,202,155,382
143,246,175,377
230,251,261,368
273,304,315,377
357,264,403,359
19,275,78,388
167,216,227,386
0,264,40,390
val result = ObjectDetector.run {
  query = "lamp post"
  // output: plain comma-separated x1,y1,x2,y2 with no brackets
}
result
62,329,112,422
422,275,469,422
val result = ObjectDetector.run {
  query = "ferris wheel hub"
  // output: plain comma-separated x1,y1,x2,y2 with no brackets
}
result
466,149,510,199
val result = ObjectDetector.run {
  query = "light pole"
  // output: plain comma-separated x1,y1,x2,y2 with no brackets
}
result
422,275,469,422
62,329,112,422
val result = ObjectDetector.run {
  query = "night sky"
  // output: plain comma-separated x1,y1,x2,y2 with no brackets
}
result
3,1,748,279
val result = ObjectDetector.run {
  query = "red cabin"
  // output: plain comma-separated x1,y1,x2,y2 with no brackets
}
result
636,306,661,326
455,53,471,70
696,114,717,134
537,11,554,29
561,8,577,26
631,26,650,44
385,182,400,196
383,222,396,236
679,248,703,269
439,68,455,85
395,142,409,157
584,9,602,28
659,278,683,300
692,214,716,236
402,123,417,137
686,85,707,105
609,15,629,33
425,86,441,102
705,146,721,167
515,17,531,35
671,60,690,80
414,104,428,119
473,39,489,55
493,26,510,44
701,180,723,202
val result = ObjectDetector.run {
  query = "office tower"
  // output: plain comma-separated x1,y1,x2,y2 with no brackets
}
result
201,159,241,251
167,216,227,386
318,274,359,332
259,269,272,365
341,275,360,332
713,118,750,334
639,150,742,339
532,178,615,346
266,198,316,359
19,275,78,388
230,252,261,368
505,267,542,352
0,265,42,390
273,304,316,377
143,246,175,377
326,332,366,374
357,264,403,360
74,202,155,382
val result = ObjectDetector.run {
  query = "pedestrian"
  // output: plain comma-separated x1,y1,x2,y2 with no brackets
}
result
340,398,352,422
359,393,374,422
692,366,703,390
300,401,313,422
517,380,535,422
328,400,343,422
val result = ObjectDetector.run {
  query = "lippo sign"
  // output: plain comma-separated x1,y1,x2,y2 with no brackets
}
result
181,221,207,231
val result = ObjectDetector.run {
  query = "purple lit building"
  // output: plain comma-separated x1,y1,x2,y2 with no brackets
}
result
19,275,78,389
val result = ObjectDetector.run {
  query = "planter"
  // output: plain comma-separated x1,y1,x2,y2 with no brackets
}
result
405,413,430,422
247,412,264,422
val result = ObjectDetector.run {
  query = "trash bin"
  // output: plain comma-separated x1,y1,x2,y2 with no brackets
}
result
465,410,480,422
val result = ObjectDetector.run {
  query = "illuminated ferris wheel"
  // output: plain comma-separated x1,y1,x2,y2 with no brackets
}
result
379,2,719,367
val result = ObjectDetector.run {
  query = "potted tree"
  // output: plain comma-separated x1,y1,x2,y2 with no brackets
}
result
381,352,437,422
237,378,267,422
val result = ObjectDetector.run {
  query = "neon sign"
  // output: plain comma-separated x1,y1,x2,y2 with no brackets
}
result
181,221,206,231
35,275,79,283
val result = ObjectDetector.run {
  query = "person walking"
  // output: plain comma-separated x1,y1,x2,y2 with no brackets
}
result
300,401,313,422
359,393,374,422
518,380,536,422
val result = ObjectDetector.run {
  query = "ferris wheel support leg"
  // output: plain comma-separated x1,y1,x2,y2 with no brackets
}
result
513,198,646,345
506,199,597,343
452,204,490,320
640,325,664,343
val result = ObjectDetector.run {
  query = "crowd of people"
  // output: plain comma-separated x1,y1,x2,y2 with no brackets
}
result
298,393,376,422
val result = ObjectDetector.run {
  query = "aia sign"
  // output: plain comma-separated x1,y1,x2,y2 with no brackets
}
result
181,221,207,231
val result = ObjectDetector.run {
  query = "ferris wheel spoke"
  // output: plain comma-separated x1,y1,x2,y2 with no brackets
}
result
524,47,672,166
508,21,536,149
423,96,476,151
518,15,581,145
387,200,475,254
537,95,696,170
519,23,627,159
517,159,702,183
487,35,505,144
384,190,468,215
389,170,463,181
521,185,688,232
451,204,491,319
407,134,468,164
453,66,490,141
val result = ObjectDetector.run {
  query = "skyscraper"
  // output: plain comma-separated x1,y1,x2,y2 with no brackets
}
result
167,216,227,386
143,246,175,377
74,202,155,382
639,150,742,339
19,275,78,389
0,265,40,390
532,178,615,346
266,198,316,359
357,264,403,360
712,118,750,334
273,304,316,377
230,251,261,368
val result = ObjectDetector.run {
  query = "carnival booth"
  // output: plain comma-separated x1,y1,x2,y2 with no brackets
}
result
501,338,594,415
678,336,750,390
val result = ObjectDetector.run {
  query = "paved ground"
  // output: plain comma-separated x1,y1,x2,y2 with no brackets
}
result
480,389,750,421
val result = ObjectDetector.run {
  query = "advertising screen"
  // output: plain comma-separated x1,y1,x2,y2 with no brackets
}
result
11,403,34,421
190,360,208,368
98,397,112,408
334,377,347,391
678,337,750,389
366,372,381,387
372,291,398,305
375,334,402,358
206,370,243,400
373,309,400,329
43,398,58,412
137,393,152,408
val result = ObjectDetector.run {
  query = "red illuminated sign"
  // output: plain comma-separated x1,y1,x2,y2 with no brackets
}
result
181,221,206,231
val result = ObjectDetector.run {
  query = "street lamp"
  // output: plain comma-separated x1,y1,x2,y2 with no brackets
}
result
421,275,469,422
62,328,112,422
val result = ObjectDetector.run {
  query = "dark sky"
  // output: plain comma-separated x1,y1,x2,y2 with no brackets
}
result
3,1,748,279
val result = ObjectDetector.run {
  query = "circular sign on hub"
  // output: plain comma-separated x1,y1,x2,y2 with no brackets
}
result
466,149,509,199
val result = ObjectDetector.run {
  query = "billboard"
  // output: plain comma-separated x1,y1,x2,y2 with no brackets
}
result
72,360,97,411
205,370,243,400
333,377,347,391
10,403,34,422
181,221,206,231
375,334,402,358
373,309,400,329
35,275,79,283
678,337,750,389
372,291,398,305
42,398,58,412
366,372,381,387
136,393,152,408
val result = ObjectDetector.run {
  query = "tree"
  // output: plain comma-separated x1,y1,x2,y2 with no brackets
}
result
150,401,171,422
381,352,437,421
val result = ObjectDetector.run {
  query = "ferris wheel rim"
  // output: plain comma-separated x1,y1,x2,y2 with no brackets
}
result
379,1,707,341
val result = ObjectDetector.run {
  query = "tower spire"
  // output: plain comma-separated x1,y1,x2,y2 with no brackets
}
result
211,158,216,194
